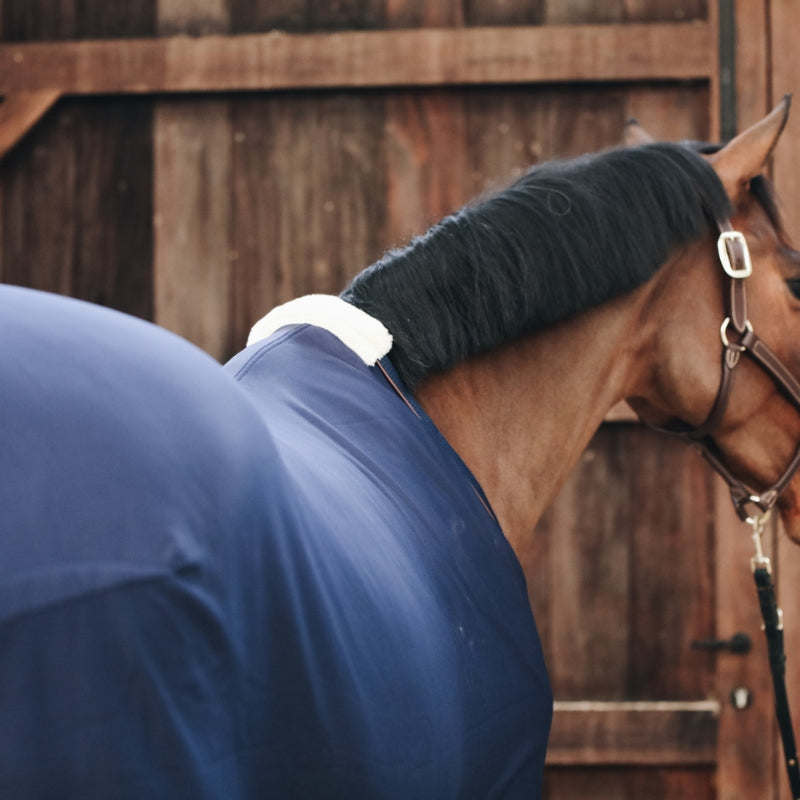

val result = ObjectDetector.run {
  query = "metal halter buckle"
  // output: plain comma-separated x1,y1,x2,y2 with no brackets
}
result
717,230,753,279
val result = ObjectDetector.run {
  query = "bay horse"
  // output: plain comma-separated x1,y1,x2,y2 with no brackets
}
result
1,98,798,799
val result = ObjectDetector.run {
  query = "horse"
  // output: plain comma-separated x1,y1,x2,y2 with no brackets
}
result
1,97,799,799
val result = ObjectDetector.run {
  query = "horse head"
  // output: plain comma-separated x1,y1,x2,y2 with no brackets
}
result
343,97,800,551
626,97,800,541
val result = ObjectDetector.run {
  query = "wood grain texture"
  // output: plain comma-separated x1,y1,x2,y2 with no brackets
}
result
0,24,714,96
531,427,716,702
154,99,234,359
69,98,153,317
714,480,778,799
770,0,800,237
543,765,715,800
624,83,711,142
547,701,719,765
535,433,633,700
157,0,231,36
544,0,626,24
464,86,628,199
733,0,768,131
228,92,387,354
621,0,707,22
153,0,234,359
383,90,468,247
464,0,543,25
0,106,77,293
383,0,465,28
626,434,715,699
1,0,156,41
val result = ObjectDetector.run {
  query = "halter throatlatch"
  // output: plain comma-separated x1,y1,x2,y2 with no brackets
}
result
657,219,800,523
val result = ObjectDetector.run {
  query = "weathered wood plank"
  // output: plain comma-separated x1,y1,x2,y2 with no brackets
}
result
383,0,464,28
544,765,715,800
624,83,712,142
0,24,713,96
465,0,543,25
546,701,719,766
544,0,625,24
733,0,768,131
0,106,77,294
67,97,154,317
228,92,388,354
383,90,468,247
531,425,632,700
714,479,778,798
1,0,156,42
770,1,800,236
153,99,234,359
531,422,718,701
156,0,231,37
627,430,716,699
153,0,234,359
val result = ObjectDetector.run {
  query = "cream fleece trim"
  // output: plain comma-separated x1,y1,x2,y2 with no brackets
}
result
246,294,393,366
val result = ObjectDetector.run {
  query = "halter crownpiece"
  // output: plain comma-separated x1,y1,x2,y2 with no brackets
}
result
663,220,800,522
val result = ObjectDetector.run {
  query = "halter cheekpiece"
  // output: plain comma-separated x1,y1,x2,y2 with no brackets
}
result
657,219,800,524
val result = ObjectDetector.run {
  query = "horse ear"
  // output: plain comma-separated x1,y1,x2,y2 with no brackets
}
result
709,95,792,201
623,119,655,146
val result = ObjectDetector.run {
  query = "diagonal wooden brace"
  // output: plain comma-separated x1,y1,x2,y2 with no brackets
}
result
0,89,62,159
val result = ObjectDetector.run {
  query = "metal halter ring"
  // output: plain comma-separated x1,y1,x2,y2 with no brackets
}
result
742,500,771,529
720,317,753,350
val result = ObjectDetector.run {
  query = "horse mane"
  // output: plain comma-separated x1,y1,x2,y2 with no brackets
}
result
340,142,732,390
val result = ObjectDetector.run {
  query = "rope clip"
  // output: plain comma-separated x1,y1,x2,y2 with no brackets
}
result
748,508,772,574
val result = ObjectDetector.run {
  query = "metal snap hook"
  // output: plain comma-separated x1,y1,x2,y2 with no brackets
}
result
747,507,772,573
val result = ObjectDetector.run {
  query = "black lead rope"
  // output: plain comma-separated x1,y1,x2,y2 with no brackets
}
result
750,518,800,798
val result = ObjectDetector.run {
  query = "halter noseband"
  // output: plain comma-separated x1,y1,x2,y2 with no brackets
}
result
657,220,800,522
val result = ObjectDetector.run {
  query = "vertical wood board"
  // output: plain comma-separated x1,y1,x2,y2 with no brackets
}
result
154,0,233,359
154,99,233,359
229,92,387,351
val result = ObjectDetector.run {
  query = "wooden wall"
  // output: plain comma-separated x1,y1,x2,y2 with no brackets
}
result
0,0,714,362
2,1,800,797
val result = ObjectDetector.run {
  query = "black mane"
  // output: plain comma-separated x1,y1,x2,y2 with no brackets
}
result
341,143,731,390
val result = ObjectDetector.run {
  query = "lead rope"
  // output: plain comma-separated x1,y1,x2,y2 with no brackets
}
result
749,513,800,798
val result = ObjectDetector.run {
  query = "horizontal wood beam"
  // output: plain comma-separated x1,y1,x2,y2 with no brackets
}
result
546,700,720,766
0,23,712,97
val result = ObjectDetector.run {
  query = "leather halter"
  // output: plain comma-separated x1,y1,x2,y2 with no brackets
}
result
656,220,800,522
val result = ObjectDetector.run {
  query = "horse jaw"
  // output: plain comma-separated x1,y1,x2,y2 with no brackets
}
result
777,482,800,544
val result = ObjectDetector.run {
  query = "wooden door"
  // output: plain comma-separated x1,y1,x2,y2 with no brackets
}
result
527,427,781,798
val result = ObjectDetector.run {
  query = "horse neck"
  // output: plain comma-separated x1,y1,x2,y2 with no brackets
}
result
413,286,653,558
